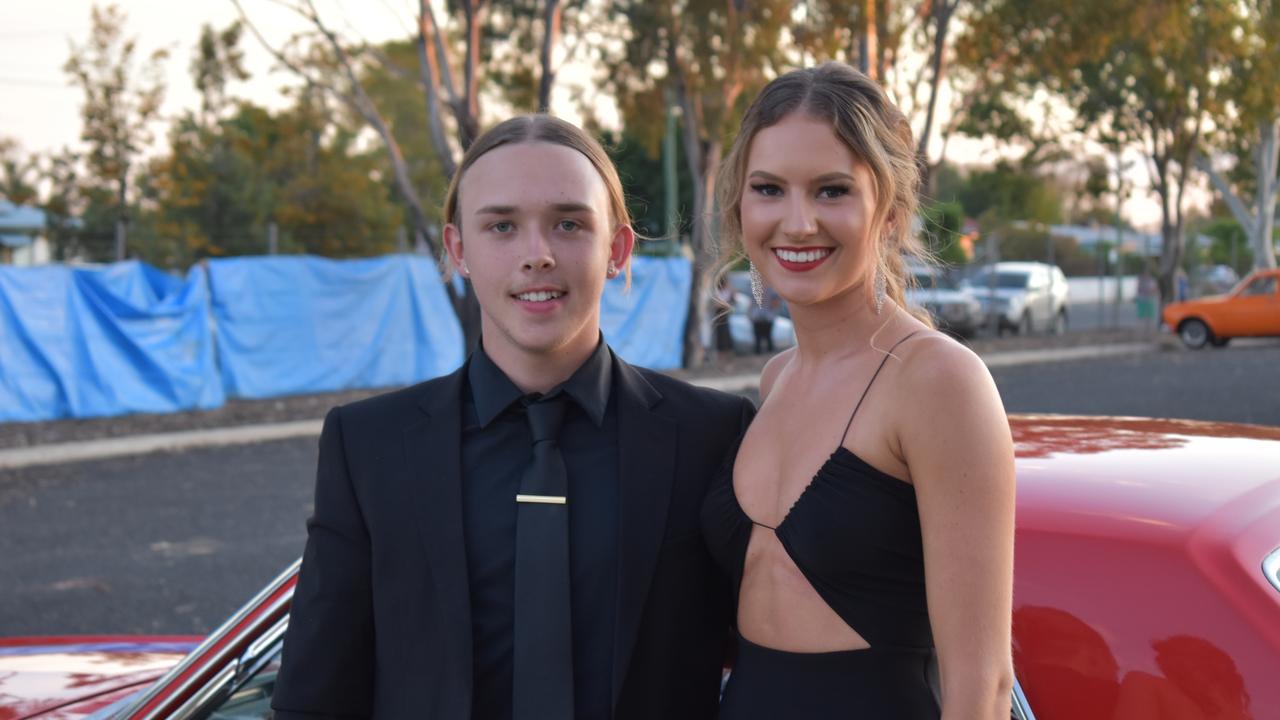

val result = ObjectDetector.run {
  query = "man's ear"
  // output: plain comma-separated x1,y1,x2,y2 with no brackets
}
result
608,224,636,278
443,223,467,276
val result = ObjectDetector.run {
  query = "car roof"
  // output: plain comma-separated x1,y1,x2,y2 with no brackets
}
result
982,261,1049,272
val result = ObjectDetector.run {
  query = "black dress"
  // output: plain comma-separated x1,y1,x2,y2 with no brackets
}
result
701,333,940,718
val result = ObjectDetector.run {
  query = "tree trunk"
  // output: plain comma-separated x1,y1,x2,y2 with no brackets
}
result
860,0,878,79
457,0,487,150
537,0,562,113
668,39,709,367
1253,119,1278,269
917,0,957,195
417,2,459,179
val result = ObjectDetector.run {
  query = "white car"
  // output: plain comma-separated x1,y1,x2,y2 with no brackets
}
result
969,261,1069,335
905,264,983,338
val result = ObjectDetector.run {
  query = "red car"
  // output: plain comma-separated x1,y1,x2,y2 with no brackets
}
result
3,416,1279,719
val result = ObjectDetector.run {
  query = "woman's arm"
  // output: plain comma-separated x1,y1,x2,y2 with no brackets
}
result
899,341,1016,719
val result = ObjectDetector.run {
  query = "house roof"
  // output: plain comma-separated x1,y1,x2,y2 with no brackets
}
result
0,200,46,233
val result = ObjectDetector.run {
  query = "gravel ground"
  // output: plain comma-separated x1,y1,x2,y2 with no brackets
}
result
0,328,1156,450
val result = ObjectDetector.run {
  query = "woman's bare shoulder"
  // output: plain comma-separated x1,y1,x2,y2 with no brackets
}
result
758,346,796,401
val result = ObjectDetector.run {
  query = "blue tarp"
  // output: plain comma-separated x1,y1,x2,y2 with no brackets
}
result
208,255,465,399
0,254,691,422
601,255,691,370
0,261,223,422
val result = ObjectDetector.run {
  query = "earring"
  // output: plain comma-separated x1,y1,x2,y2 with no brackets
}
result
749,262,765,307
873,269,887,315
460,261,470,277
607,261,619,278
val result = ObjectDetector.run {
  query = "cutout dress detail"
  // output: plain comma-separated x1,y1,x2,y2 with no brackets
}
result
701,333,940,718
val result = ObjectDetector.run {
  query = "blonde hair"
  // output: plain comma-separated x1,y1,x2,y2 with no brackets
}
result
715,63,931,323
444,114,633,283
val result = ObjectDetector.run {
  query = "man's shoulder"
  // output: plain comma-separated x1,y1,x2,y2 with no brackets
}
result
332,369,461,428
628,364,751,418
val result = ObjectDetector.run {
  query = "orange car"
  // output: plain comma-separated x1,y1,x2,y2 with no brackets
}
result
1163,268,1280,348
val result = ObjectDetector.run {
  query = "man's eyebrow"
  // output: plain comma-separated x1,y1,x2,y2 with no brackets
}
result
473,203,597,215
550,202,596,214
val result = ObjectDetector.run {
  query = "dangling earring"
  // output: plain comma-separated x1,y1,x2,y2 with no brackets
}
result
873,269,887,315
749,262,765,307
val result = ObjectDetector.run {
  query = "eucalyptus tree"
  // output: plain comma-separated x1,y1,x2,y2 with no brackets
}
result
1193,0,1279,271
62,2,168,260
958,0,1245,302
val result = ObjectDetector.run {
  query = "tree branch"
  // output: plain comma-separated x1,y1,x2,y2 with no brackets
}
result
416,1,459,178
1193,149,1257,238
537,0,563,112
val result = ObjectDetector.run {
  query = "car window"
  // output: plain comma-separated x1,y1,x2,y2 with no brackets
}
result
970,271,1030,289
1241,276,1277,297
204,645,281,720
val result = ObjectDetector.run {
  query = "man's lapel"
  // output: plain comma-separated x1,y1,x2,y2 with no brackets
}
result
610,356,678,708
404,366,473,702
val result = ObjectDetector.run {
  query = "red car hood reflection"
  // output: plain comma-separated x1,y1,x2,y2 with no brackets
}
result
1011,415,1280,720
1013,415,1280,532
0,636,197,719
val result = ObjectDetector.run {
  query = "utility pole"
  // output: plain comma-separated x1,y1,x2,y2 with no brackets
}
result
663,87,680,251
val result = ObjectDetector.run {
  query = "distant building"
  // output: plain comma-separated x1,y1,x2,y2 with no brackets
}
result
1045,223,1162,258
0,200,51,266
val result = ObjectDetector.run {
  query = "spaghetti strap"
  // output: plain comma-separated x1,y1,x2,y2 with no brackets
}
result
838,331,922,444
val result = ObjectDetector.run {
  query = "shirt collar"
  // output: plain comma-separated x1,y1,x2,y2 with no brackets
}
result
467,336,613,428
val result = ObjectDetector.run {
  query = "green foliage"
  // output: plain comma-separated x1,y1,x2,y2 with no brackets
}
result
192,21,250,123
63,2,168,234
995,226,1096,276
956,161,1063,225
919,200,968,265
601,130,693,247
147,98,401,267
1198,217,1254,275
0,138,38,206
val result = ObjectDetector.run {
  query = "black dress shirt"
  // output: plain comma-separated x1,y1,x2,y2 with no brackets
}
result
462,339,620,720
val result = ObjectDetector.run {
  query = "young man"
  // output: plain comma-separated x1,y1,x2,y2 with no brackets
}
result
272,115,754,720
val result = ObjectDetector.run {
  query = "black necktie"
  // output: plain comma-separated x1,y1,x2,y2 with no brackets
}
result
513,394,574,720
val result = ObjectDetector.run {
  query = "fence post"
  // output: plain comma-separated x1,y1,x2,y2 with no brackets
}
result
115,220,126,261
268,223,279,255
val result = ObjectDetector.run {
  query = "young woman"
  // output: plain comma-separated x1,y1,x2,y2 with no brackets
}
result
701,64,1016,718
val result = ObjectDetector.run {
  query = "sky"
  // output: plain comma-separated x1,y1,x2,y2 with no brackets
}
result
0,0,1178,231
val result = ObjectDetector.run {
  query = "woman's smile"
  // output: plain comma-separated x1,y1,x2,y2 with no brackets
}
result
772,246,835,272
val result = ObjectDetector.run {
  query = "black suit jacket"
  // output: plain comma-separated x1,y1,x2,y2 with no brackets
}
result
273,353,754,719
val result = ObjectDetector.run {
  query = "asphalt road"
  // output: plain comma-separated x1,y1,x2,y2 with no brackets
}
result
2,340,1278,637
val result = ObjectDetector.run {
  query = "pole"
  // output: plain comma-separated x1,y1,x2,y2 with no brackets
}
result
395,225,408,254
663,87,680,250
115,220,126,261
268,222,279,255
986,230,999,334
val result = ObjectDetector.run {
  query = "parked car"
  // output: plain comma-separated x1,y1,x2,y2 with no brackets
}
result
969,262,1069,336
1163,268,1280,349
4,415,1279,719
905,263,983,338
